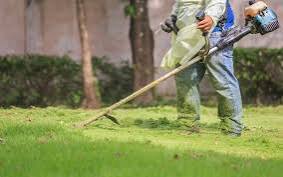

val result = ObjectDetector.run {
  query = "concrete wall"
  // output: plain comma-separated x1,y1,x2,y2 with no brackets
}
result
26,0,81,59
0,0,282,96
0,0,25,54
1,0,282,58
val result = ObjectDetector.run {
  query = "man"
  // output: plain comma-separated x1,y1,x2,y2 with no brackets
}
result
161,0,243,136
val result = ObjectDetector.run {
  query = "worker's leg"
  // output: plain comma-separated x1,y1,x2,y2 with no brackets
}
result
175,62,206,129
206,32,243,136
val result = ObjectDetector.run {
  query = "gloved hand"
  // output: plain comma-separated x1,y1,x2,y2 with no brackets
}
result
161,15,179,34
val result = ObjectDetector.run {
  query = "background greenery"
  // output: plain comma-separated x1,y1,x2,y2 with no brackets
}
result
0,48,282,107
0,55,133,107
234,48,283,105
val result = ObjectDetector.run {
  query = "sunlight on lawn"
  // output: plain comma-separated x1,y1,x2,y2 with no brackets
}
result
0,106,282,177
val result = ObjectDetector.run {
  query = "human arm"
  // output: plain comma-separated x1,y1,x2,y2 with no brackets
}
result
198,0,227,32
204,0,227,27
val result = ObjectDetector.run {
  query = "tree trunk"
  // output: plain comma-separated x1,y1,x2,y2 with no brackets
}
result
129,0,155,104
76,0,101,109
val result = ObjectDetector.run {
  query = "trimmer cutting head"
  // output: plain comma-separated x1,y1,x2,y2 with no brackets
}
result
104,114,120,125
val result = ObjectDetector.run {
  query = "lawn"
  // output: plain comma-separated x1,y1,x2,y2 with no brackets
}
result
0,105,282,177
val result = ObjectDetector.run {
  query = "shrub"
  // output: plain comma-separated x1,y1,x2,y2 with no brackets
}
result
0,55,83,107
0,55,133,107
234,48,283,105
92,57,133,104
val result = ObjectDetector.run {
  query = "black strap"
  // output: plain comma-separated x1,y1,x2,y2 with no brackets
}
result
216,0,229,30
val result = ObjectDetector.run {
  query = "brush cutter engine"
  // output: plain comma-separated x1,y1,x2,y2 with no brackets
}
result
245,0,279,35
216,0,280,50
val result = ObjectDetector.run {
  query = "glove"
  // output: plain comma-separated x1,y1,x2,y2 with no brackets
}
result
161,15,179,34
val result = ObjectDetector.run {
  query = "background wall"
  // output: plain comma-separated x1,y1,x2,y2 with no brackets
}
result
0,0,26,54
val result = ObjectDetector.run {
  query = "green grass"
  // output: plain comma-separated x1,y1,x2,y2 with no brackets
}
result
0,106,282,177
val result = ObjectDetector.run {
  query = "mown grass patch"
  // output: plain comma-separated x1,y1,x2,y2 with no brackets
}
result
0,106,282,177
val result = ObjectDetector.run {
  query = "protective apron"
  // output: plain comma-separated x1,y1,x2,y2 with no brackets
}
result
161,0,227,69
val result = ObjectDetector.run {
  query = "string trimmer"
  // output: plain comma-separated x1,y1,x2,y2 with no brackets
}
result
78,0,279,127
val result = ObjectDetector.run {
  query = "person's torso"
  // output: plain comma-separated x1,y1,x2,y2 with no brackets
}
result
174,0,235,31
213,1,235,32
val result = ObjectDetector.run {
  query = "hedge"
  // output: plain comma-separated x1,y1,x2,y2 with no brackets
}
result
0,48,282,107
0,55,133,107
234,48,283,104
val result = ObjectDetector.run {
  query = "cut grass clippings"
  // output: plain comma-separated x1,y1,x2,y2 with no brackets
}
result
0,106,282,177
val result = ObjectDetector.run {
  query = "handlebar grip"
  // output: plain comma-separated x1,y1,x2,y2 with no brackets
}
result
195,10,205,21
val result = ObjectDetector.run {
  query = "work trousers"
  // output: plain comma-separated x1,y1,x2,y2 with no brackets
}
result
175,32,243,135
